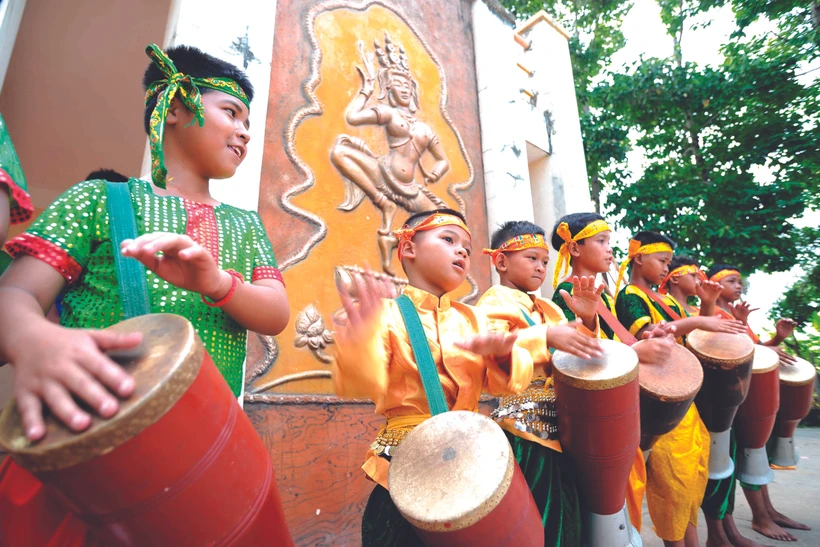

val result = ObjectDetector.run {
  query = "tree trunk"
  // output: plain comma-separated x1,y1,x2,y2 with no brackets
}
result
590,172,602,213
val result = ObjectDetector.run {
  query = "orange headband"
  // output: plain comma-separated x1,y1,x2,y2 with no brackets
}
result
552,219,610,288
614,240,674,296
658,264,706,294
710,269,741,283
483,233,548,263
393,213,471,260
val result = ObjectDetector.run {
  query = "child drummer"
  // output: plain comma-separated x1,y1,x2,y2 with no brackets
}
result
614,232,746,547
333,209,542,547
658,255,723,317
700,264,809,546
0,44,289,546
475,219,604,547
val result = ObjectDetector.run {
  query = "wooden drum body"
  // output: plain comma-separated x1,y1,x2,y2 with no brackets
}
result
553,339,641,547
688,330,755,480
388,411,544,547
771,356,817,468
0,314,293,547
635,341,703,452
735,346,780,485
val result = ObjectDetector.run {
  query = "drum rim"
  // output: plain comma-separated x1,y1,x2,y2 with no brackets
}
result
0,314,203,472
751,345,780,375
552,339,638,390
389,411,515,532
686,330,755,370
779,356,817,386
636,341,703,402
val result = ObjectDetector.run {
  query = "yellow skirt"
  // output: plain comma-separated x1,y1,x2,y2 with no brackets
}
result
646,404,710,541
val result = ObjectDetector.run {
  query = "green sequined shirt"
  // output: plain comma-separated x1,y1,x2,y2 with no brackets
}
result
6,178,282,396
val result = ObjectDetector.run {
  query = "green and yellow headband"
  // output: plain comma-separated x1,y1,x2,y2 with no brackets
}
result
614,239,674,295
552,219,610,288
144,44,250,189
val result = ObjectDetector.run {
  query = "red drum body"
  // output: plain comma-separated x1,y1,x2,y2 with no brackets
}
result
735,346,780,485
553,340,641,547
770,356,817,468
389,411,543,547
0,314,293,547
687,330,755,480
635,341,703,452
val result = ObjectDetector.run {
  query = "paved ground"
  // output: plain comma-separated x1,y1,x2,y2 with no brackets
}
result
641,428,820,546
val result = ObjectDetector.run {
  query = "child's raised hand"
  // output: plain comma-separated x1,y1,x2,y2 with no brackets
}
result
121,233,227,299
729,300,758,324
775,318,797,340
455,331,518,358
697,280,723,304
11,323,140,441
559,276,605,326
337,269,396,341
548,319,603,359
699,316,747,335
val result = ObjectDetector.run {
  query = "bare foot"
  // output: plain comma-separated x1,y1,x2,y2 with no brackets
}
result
768,508,811,531
751,516,797,542
724,515,775,547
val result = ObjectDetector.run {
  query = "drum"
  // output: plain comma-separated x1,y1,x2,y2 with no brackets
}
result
688,329,755,479
0,314,293,546
552,339,641,547
635,340,703,452
735,346,780,484
388,411,544,547
770,356,817,467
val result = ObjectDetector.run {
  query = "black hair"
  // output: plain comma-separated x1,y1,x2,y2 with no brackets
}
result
142,45,255,134
670,255,698,270
707,263,740,279
402,208,467,229
491,220,545,249
85,168,129,183
631,230,677,250
550,212,605,251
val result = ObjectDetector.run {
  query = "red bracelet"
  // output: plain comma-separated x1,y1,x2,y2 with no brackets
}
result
201,270,245,307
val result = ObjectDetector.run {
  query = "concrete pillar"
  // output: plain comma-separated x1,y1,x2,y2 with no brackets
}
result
0,0,26,93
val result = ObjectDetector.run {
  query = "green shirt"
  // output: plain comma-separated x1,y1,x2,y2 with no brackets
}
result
615,284,688,342
6,178,281,396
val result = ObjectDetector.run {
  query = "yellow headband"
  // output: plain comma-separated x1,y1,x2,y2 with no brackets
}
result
483,233,549,263
552,219,610,288
658,264,706,294
710,269,741,283
614,239,674,296
393,213,471,260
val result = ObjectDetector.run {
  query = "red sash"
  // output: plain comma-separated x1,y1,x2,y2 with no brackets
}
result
595,300,638,346
633,285,683,321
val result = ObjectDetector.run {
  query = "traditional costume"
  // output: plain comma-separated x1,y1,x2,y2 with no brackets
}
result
0,113,35,273
332,213,534,546
0,44,280,546
615,240,710,543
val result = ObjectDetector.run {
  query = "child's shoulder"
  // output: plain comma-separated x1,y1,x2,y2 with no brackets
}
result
476,284,515,306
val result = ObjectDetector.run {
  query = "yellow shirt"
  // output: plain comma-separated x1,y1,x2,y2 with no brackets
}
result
332,285,534,488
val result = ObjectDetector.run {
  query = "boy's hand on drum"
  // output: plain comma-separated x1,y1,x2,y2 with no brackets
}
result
121,233,227,299
12,323,140,441
559,276,605,326
548,320,603,359
337,269,396,342
697,280,723,304
643,321,677,340
634,336,674,365
698,316,747,334
455,331,518,358
775,318,797,340
772,345,797,365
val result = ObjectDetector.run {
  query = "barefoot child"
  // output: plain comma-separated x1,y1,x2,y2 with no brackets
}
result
0,44,289,546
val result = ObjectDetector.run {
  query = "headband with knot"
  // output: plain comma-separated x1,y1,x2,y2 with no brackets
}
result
658,264,706,294
551,219,610,288
614,239,674,296
393,213,471,261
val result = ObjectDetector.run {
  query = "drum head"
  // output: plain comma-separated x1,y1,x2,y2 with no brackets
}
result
388,411,513,532
687,330,755,369
0,314,203,472
552,339,638,390
779,356,817,386
636,341,703,402
752,346,779,374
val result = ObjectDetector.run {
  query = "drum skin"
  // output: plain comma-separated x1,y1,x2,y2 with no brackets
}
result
735,347,780,450
0,315,293,547
688,330,755,433
636,341,702,451
389,411,544,547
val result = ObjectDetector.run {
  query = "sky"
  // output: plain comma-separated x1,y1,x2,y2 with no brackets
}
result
602,0,817,335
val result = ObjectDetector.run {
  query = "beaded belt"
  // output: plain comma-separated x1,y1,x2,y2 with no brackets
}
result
491,377,558,440
369,414,430,459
